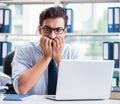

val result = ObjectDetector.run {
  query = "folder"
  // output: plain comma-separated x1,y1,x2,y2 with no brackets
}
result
3,8,12,33
3,94,34,101
114,7,120,32
0,9,4,33
113,42,120,68
108,7,114,32
65,8,73,33
0,41,12,65
103,42,113,60
0,8,12,33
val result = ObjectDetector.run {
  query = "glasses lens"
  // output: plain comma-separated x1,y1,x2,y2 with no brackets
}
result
55,27,64,34
42,26,64,34
42,26,52,34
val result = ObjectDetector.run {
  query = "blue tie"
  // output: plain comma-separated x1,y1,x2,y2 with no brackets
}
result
48,59,58,95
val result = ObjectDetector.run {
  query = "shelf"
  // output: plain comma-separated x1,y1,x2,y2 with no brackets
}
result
0,0,120,5
60,0,120,4
66,33,120,37
0,33,40,37
0,0,56,4
0,33,120,37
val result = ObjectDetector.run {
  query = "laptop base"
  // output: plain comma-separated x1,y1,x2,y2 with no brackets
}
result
46,95,105,101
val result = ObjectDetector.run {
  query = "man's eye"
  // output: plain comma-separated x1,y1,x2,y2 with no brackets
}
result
56,28,63,32
45,27,49,30
45,27,51,31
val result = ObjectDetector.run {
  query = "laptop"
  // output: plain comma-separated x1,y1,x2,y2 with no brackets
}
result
46,59,114,100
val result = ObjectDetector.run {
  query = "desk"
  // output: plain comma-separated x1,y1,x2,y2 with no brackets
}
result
2,95,120,104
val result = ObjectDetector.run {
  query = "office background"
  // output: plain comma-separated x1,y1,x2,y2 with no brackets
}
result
0,0,120,100
0,1,120,60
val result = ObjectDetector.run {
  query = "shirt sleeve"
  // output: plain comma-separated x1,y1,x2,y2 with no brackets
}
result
11,45,33,94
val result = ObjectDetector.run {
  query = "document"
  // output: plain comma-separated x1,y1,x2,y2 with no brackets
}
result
3,94,34,101
0,72,11,84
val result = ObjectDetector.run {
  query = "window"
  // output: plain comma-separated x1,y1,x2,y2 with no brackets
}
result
13,25,22,34
66,3,120,33
15,5,23,16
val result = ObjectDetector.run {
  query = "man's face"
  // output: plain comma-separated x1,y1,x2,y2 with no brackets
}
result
39,17,66,39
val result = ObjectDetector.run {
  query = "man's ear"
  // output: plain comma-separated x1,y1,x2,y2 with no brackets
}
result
64,28,67,37
39,26,42,35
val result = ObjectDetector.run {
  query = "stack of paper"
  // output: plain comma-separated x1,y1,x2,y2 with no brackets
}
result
110,86,120,99
0,84,8,102
0,71,12,102
0,72,11,84
110,91,120,99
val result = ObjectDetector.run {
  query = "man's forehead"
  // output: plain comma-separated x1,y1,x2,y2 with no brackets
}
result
43,18,65,28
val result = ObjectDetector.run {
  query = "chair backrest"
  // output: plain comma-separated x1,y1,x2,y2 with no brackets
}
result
3,51,15,77
3,51,16,94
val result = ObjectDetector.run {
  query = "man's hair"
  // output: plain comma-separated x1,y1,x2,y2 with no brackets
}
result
39,6,68,27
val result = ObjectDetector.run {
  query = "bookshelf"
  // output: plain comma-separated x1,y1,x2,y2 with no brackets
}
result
1,33,120,36
0,0,120,4
0,1,119,54
0,33,120,41
0,0,120,59
0,0,120,36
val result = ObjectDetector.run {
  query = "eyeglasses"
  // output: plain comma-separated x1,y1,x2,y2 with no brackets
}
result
42,25,65,35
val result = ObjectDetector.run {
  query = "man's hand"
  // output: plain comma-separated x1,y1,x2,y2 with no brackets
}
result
52,36,65,64
40,36,52,58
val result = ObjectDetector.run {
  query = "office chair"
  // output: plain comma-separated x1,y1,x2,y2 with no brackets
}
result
3,51,16,94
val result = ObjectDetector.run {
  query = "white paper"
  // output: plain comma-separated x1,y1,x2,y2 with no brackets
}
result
0,10,3,24
2,42,7,58
0,72,11,84
103,43,108,59
114,43,118,59
4,10,9,25
114,8,120,24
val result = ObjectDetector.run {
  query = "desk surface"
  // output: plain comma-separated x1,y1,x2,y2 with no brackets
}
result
2,95,120,104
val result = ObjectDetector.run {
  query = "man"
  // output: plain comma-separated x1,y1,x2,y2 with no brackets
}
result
12,6,83,95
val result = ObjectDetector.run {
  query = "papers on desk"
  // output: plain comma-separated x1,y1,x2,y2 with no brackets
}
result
0,85,8,90
0,72,11,84
110,92,120,99
0,84,8,102
110,86,120,99
3,94,34,101
0,84,9,93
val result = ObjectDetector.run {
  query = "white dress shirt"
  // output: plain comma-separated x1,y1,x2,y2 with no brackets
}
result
12,41,83,94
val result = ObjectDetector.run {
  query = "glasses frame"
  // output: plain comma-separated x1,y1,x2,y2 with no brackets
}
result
42,25,65,35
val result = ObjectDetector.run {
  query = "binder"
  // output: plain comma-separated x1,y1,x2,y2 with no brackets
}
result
3,8,12,33
0,8,12,33
108,7,114,32
65,8,73,33
0,41,12,65
3,94,34,101
112,70,119,87
113,42,120,68
0,9,4,33
103,42,113,60
114,7,120,32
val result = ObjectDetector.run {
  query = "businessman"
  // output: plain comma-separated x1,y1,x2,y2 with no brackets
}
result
12,6,83,95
